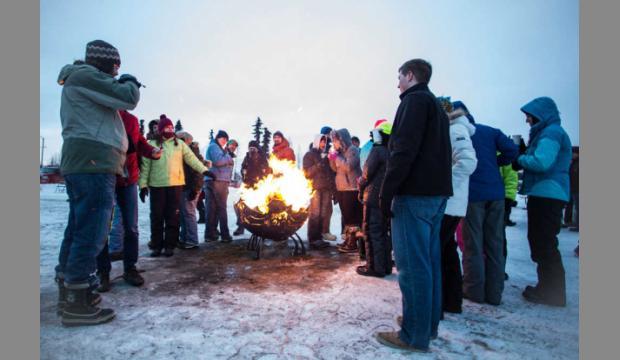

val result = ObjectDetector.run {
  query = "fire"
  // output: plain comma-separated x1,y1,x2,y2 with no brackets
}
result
239,155,314,214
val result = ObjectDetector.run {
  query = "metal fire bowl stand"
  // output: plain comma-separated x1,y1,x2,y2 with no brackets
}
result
235,200,308,260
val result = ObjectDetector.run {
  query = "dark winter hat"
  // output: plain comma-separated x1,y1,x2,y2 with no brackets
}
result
451,100,475,124
320,126,332,135
248,140,260,149
148,119,159,131
85,40,120,68
215,130,229,140
157,114,174,133
273,131,284,138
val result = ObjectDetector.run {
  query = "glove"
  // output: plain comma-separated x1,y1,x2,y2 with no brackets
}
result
151,147,162,160
380,195,394,219
188,190,198,201
320,152,328,159
511,157,523,171
328,151,338,161
203,170,216,179
118,74,142,88
139,188,149,203
519,139,527,155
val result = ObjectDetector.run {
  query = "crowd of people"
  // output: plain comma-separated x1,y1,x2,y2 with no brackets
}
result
53,40,578,353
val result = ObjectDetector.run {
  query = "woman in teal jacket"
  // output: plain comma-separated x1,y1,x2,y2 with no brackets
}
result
517,97,572,307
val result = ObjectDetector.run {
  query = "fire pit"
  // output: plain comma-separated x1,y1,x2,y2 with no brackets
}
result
236,156,313,259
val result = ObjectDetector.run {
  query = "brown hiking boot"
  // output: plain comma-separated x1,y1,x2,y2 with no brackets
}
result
395,316,438,339
375,331,429,352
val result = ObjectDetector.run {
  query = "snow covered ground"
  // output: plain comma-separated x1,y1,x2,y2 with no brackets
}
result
40,184,579,359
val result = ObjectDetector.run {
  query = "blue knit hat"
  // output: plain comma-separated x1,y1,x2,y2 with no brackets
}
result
451,100,476,124
320,126,332,135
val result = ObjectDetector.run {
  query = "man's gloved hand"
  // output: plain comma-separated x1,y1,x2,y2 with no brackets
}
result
380,195,394,219
188,190,198,201
118,74,142,88
203,170,216,179
139,187,149,203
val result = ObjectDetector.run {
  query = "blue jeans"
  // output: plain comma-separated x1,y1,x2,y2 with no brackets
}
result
180,188,199,245
55,173,116,286
204,180,230,239
108,203,124,253
97,184,140,273
391,195,447,350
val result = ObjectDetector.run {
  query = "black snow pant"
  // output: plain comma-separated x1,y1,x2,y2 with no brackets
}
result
336,191,363,227
308,190,333,243
527,196,567,303
362,204,392,275
149,186,183,251
440,215,463,313
462,200,505,305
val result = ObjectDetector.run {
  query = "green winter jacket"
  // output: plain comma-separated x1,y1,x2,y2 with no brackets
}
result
57,64,140,175
500,163,518,201
139,138,208,188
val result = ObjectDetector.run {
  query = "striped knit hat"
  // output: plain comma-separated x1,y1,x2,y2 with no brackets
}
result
85,40,121,67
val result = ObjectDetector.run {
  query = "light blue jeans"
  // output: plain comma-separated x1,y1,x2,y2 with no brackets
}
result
180,188,199,245
391,195,447,350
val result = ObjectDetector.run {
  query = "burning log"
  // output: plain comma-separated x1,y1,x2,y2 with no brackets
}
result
235,156,313,259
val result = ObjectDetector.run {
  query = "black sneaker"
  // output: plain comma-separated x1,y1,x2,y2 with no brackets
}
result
204,236,218,243
163,248,175,257
220,235,233,243
233,227,245,236
150,249,162,257
356,265,385,278
123,268,145,287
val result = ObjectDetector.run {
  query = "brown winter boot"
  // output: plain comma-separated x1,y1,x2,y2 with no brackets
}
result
338,226,359,253
56,275,101,316
62,283,115,327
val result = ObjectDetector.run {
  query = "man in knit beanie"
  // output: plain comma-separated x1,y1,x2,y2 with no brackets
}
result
204,130,235,242
55,40,140,327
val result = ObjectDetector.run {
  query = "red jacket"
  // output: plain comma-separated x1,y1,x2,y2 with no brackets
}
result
272,138,296,162
117,110,158,187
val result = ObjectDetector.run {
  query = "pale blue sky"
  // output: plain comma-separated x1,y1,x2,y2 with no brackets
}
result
40,0,579,163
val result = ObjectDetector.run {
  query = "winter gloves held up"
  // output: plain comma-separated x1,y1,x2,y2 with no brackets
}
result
118,74,143,88
512,139,528,171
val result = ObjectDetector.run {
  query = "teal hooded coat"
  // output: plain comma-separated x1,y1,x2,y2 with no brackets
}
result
517,97,572,202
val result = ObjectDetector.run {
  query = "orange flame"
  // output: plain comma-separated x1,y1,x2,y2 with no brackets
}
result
239,155,313,214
